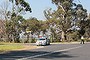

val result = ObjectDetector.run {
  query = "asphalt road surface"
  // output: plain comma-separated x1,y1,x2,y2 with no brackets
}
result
0,43,90,60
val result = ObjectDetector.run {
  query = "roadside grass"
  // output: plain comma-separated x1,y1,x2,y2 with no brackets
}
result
0,43,24,53
0,42,39,54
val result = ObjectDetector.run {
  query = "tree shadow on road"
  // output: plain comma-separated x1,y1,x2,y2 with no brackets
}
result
0,50,78,60
35,51,77,60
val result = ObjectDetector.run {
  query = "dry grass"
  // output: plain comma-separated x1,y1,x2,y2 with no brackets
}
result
0,43,38,53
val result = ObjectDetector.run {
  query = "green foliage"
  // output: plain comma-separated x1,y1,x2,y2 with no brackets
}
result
47,0,89,42
74,4,88,36
5,16,25,42
0,44,24,51
67,31,80,42
40,21,49,33
4,0,32,43
0,0,90,43
30,38,36,43
26,17,40,33
44,0,77,42
9,0,32,12
26,18,49,33
84,17,90,38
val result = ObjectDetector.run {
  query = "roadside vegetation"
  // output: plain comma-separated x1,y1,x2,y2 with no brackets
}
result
0,43,24,53
0,45,23,51
0,0,90,44
0,42,38,53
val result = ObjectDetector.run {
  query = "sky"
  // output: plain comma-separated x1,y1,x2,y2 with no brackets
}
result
0,0,90,20
25,0,57,20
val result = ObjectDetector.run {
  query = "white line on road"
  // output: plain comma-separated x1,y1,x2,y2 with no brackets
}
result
17,46,82,60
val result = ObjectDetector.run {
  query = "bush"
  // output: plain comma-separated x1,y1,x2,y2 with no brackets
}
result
84,38,90,42
67,31,80,42
30,38,36,43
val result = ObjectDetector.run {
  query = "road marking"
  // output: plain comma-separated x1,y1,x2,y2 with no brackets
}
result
17,46,82,60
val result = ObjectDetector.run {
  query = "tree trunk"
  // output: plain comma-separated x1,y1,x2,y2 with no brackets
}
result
61,31,65,42
27,34,29,43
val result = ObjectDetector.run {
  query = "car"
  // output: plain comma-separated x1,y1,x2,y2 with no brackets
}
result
36,37,50,46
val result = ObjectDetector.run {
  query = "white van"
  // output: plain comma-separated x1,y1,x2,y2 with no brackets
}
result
36,37,50,46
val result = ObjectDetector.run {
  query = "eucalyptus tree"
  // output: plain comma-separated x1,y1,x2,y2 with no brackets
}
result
45,0,77,41
5,0,32,42
44,8,61,42
26,17,40,33
6,16,25,42
74,4,87,37
84,14,90,38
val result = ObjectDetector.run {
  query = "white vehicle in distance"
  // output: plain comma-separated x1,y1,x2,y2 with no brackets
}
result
36,37,50,46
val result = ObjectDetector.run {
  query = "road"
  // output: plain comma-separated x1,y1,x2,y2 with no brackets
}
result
0,43,90,60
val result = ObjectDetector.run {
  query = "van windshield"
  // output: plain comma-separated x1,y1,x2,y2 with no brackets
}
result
38,38,45,40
